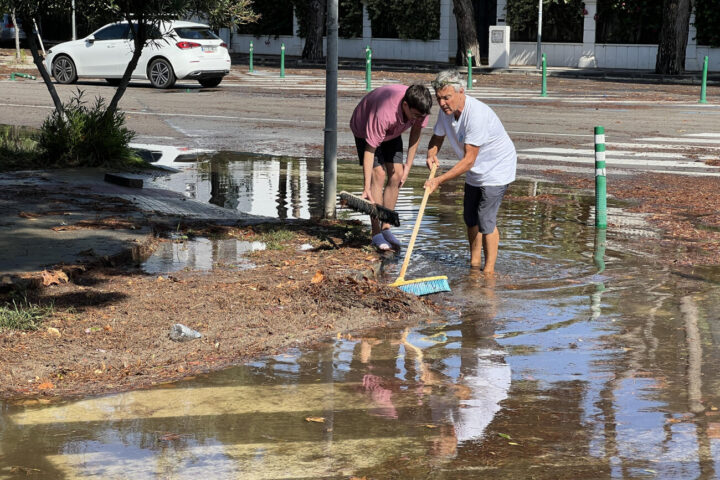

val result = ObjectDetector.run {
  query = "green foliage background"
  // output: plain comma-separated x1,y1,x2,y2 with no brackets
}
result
366,0,439,41
506,0,584,42
695,0,720,47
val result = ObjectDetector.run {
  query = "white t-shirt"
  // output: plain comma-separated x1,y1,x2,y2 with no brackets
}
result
433,94,517,186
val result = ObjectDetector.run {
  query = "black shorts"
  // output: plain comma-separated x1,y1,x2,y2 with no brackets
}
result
355,136,404,168
463,183,509,234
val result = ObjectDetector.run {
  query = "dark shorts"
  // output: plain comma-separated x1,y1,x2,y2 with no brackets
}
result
355,136,404,168
463,183,509,234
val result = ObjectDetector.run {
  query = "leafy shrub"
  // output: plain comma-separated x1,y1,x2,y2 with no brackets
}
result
38,90,140,168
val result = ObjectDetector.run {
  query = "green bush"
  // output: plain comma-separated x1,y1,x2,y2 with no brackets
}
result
38,90,141,168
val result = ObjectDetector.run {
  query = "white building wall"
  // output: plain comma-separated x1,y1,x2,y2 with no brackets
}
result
228,3,720,72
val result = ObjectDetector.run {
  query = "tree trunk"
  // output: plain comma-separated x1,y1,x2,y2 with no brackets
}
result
302,0,325,61
655,0,692,75
452,0,480,66
18,13,64,115
109,19,148,114
11,10,20,61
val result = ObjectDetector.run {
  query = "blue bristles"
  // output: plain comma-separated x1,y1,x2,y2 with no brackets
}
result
397,277,451,296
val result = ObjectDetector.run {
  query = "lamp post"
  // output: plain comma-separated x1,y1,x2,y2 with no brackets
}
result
536,0,542,69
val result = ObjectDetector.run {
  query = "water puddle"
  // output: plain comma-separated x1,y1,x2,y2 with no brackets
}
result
3,152,720,478
142,238,266,274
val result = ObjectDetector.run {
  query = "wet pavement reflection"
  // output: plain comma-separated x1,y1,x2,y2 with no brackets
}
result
2,153,720,479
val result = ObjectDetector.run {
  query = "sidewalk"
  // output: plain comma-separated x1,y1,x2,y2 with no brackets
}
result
230,53,720,86
0,168,271,277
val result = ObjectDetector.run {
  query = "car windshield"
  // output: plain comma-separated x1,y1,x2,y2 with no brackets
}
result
174,27,219,40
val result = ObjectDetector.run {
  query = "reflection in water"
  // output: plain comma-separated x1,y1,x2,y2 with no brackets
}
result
3,154,720,478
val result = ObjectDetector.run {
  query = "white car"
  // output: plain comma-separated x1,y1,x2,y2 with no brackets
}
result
44,20,230,88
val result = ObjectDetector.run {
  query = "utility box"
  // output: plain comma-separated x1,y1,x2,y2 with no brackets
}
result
488,26,511,69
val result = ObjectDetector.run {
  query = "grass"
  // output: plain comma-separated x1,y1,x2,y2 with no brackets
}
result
0,124,41,170
0,299,54,331
258,228,297,250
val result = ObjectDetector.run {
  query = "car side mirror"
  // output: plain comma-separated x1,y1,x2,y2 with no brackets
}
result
86,34,95,44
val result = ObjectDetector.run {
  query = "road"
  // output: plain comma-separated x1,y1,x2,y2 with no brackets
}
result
1,66,719,178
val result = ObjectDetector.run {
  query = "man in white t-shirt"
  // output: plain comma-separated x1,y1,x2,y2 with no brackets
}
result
424,69,517,274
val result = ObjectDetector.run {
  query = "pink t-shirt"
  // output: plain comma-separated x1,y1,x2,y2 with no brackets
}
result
350,84,429,148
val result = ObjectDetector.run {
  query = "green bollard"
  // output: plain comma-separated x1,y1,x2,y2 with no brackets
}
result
541,53,548,97
590,227,607,319
280,43,285,78
593,228,607,274
11,72,35,80
594,126,607,229
699,55,708,104
365,45,372,92
466,49,473,90
249,41,254,73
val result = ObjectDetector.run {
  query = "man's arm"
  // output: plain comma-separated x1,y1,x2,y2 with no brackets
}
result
402,123,424,187
362,146,376,203
425,143,479,193
426,134,445,170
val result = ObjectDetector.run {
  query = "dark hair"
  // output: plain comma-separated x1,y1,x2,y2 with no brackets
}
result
403,84,433,115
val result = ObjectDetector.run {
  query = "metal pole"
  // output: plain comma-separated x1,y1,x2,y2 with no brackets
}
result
280,43,285,78
324,0,338,219
467,49,473,90
536,0,543,69
541,53,547,97
365,45,371,91
249,41,253,72
594,126,607,229
699,55,708,104
71,0,76,40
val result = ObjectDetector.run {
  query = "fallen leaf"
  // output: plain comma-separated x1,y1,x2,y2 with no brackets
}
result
497,433,512,440
37,381,55,390
423,424,438,429
46,327,61,338
305,416,325,423
311,271,325,284
41,269,69,286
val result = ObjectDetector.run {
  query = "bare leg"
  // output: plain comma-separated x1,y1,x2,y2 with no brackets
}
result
482,227,500,274
370,165,386,236
467,225,483,268
381,163,403,230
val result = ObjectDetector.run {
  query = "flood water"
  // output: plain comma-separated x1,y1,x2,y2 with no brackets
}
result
2,153,720,479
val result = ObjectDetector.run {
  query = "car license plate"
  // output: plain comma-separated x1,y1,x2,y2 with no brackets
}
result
202,46,217,53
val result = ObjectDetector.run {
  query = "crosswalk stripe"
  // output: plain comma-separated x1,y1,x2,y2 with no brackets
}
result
523,147,715,160
639,137,720,144
519,153,716,169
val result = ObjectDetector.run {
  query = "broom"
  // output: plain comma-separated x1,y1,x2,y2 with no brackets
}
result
338,191,400,227
389,165,450,296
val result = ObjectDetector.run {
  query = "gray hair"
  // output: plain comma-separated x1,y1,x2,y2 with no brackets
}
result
431,69,464,92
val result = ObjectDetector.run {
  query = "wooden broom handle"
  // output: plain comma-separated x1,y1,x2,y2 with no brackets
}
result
397,164,437,282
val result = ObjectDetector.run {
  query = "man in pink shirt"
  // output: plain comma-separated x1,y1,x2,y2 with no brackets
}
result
350,84,432,251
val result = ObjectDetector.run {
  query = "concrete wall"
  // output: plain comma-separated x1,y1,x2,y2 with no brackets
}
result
228,0,720,72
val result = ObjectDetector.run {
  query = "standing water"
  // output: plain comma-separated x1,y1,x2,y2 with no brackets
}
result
1,153,719,479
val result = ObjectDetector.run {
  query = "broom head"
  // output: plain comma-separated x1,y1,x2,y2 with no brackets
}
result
389,275,451,296
339,191,400,227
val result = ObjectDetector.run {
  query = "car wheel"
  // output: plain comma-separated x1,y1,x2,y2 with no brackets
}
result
148,58,176,89
52,55,77,84
105,78,122,86
198,77,222,88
